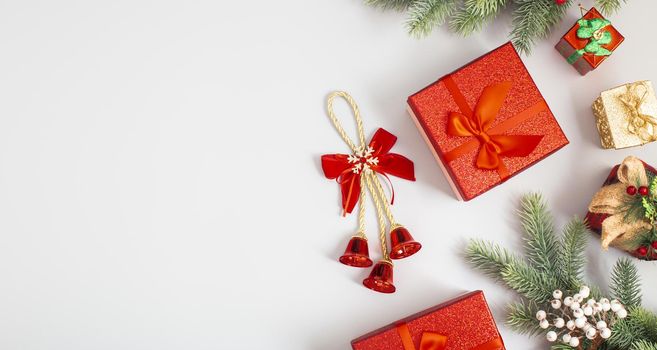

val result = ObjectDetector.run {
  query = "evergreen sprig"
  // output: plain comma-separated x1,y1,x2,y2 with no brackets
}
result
365,0,629,54
464,193,656,350
557,219,588,291
610,258,642,308
596,0,628,14
407,0,458,37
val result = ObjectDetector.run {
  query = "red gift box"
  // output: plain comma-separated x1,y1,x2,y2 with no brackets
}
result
585,157,657,260
555,7,624,76
407,42,569,201
351,291,505,350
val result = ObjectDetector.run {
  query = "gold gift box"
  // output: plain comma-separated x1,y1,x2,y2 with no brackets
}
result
592,80,657,149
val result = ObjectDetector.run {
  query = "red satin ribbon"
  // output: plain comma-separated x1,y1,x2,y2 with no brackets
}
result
321,128,415,215
442,77,545,179
396,323,504,350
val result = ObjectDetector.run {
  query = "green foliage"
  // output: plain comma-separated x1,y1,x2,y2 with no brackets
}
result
365,0,628,54
465,239,518,282
596,0,628,14
449,4,491,36
610,307,657,349
365,0,415,10
509,0,556,54
407,0,457,37
610,258,642,308
464,193,656,348
519,193,559,275
557,218,588,291
507,301,542,336
501,259,558,302
632,340,657,350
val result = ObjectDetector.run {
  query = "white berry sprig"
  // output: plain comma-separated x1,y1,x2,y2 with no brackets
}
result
536,285,627,348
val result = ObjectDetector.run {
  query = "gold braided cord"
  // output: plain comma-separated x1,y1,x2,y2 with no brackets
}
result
370,173,397,226
326,91,366,153
356,177,367,239
364,171,390,263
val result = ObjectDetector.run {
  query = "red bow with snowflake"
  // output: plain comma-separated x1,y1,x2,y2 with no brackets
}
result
321,128,415,215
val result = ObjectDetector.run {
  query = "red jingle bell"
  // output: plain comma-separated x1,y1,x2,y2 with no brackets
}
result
363,260,396,294
339,236,373,268
389,226,422,260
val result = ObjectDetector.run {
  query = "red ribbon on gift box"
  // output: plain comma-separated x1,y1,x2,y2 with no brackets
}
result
442,78,546,179
396,323,504,350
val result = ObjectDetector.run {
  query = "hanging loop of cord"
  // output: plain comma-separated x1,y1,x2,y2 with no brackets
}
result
326,91,367,153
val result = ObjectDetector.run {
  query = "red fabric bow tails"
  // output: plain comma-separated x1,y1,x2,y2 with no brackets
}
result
321,128,415,215
322,91,421,294
445,81,544,179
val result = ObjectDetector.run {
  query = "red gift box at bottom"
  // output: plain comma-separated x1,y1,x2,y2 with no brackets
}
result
351,291,505,350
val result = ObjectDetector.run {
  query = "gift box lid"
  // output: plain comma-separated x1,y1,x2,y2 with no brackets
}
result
351,291,505,350
563,7,624,69
407,42,569,201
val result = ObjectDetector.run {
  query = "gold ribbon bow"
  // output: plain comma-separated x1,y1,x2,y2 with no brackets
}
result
618,82,657,143
588,156,654,250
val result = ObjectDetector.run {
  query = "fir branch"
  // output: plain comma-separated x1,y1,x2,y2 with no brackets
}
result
406,0,458,37
595,0,628,15
610,258,642,308
507,301,543,336
632,307,657,342
501,260,558,302
519,193,560,275
609,307,657,349
449,4,493,35
465,0,508,17
632,340,657,350
557,218,588,291
365,0,417,10
510,0,566,55
465,239,519,282
466,238,557,302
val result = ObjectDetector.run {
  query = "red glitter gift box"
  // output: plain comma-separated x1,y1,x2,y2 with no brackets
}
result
351,291,505,350
407,42,569,201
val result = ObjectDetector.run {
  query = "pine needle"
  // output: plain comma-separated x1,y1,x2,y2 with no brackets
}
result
406,0,457,37
632,340,657,350
519,193,560,275
596,0,628,15
610,258,642,308
365,0,417,10
510,0,554,55
557,218,588,290
465,239,518,282
507,301,543,336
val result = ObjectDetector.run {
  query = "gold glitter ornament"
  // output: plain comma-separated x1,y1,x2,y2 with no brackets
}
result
592,81,657,149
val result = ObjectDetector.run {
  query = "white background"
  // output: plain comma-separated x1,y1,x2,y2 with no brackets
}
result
0,1,656,349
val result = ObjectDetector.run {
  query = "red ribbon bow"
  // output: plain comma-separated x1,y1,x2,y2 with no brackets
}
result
321,128,415,215
445,80,544,178
396,323,504,350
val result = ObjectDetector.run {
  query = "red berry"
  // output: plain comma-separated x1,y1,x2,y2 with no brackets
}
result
652,241,657,250
637,246,649,256
626,186,638,195
639,186,650,196
554,0,567,4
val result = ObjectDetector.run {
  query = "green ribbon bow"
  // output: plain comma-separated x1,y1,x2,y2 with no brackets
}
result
567,18,613,64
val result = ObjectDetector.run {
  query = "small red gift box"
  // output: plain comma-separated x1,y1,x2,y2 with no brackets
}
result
407,42,569,201
555,7,624,76
351,291,505,350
